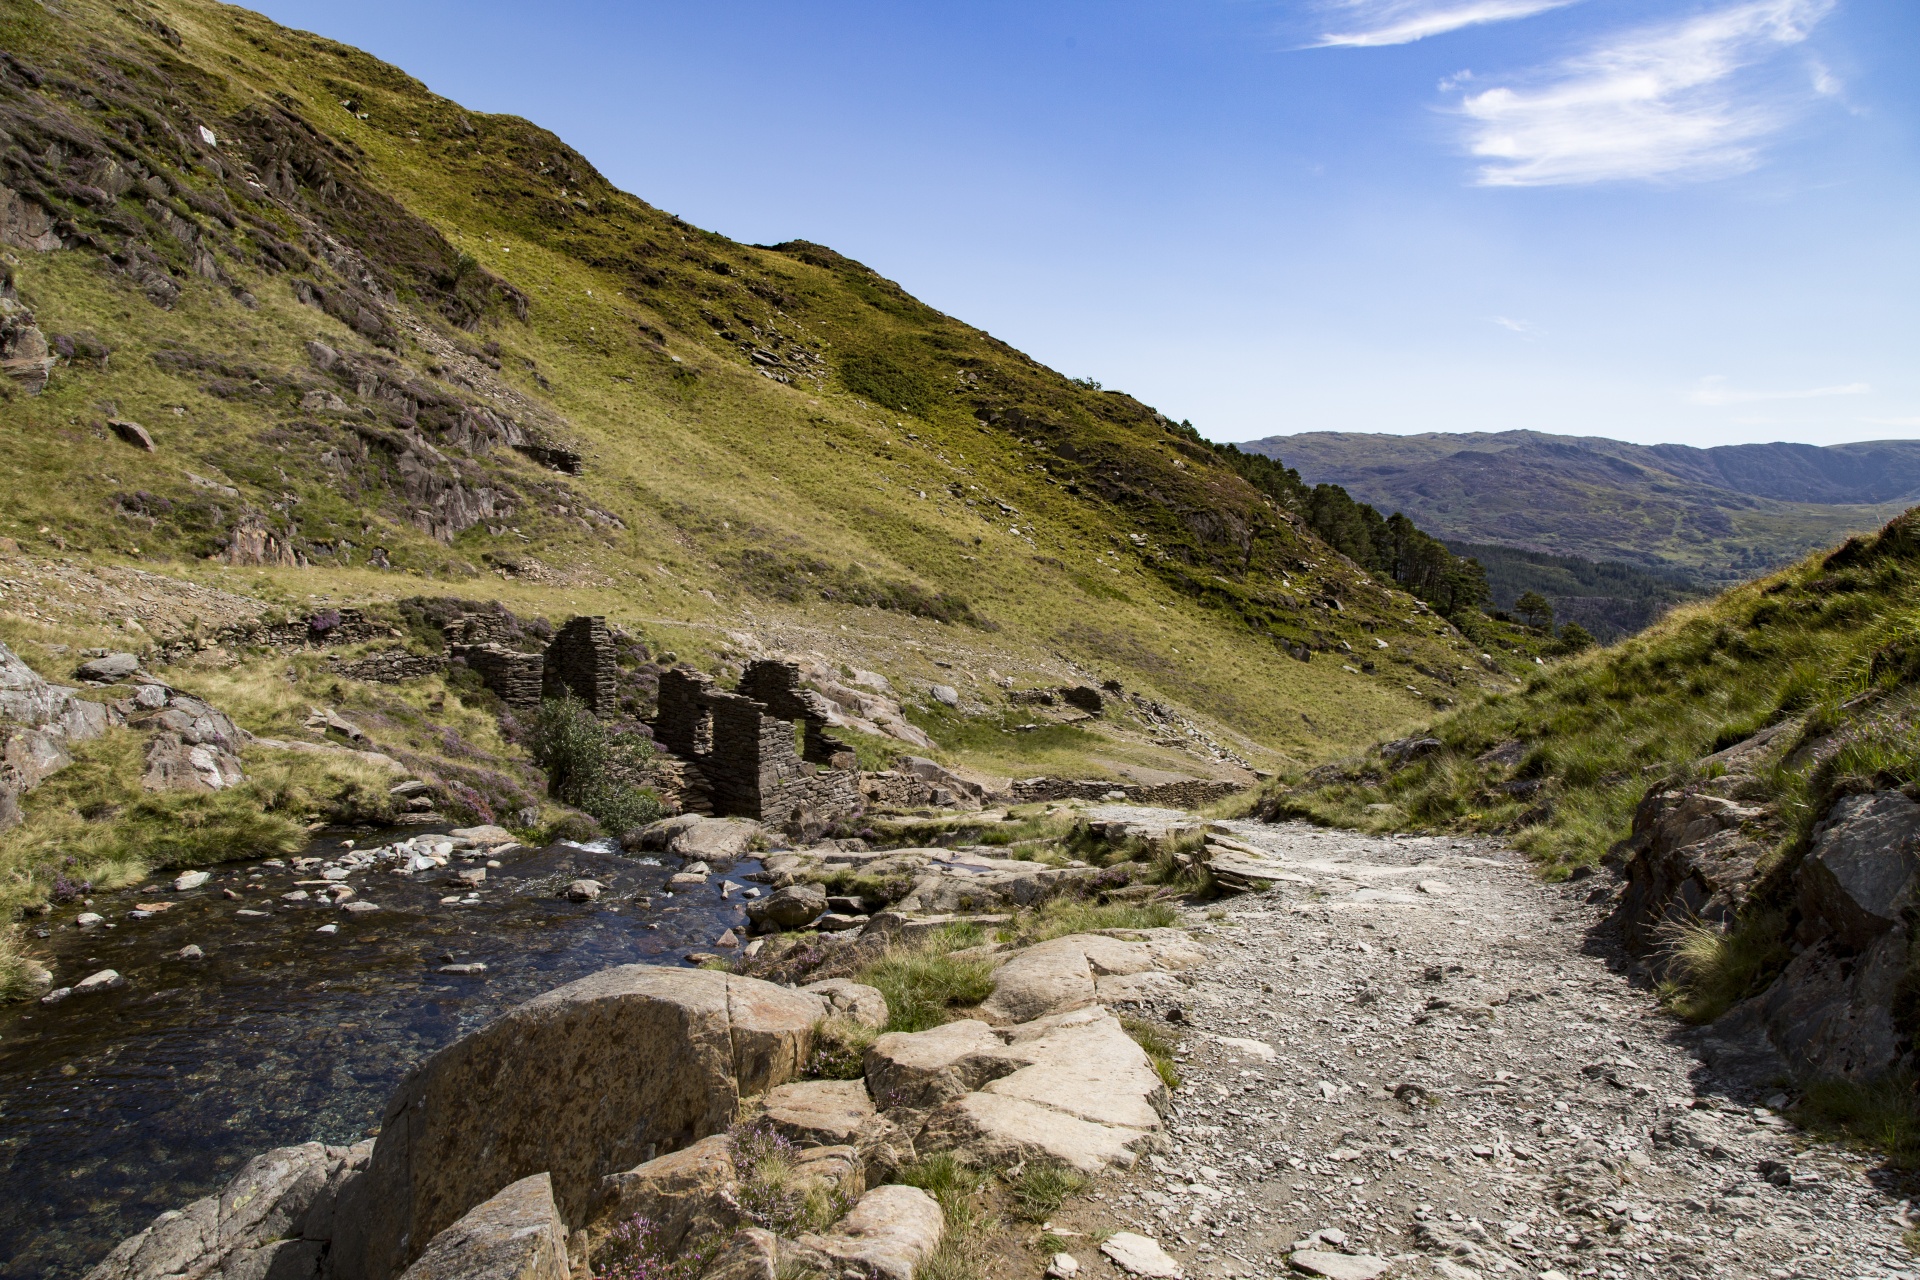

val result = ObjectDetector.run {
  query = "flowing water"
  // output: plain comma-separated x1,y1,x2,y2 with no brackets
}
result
0,830,759,1280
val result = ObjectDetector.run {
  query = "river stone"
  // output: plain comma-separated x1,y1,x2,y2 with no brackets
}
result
332,966,824,1280
398,1172,568,1280
804,978,889,1030
449,825,513,845
75,969,125,995
799,1184,944,1280
1099,1232,1183,1278
747,884,826,929
628,815,761,861
864,1019,1021,1112
588,1134,737,1253
173,870,210,891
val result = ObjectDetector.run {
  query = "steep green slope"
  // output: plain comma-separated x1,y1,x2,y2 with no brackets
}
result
1274,508,1920,877
0,0,1523,771
1243,430,1911,588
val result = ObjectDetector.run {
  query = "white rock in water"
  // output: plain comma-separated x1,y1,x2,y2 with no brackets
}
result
316,924,339,935
41,987,72,1005
173,870,211,891
175,945,205,961
1100,1232,1182,1278
75,912,103,928
74,969,125,995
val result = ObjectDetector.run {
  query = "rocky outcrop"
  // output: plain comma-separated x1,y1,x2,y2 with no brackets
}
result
83,1140,370,1280
332,967,825,1280
397,1173,568,1280
589,1134,738,1255
0,640,110,829
1702,791,1920,1082
1615,788,1770,959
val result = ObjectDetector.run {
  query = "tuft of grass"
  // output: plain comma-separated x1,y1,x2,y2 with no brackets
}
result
898,1153,992,1236
1120,1015,1182,1091
1005,1162,1089,1223
1658,912,1791,1024
1023,897,1179,941
806,1015,879,1080
1793,1072,1920,1168
857,928,997,1033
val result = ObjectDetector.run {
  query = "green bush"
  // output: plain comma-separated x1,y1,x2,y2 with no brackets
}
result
532,694,662,835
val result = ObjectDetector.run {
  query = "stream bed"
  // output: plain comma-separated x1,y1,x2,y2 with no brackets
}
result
0,828,759,1280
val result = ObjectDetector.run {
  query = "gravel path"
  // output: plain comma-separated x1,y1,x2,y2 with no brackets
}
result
1066,819,1919,1280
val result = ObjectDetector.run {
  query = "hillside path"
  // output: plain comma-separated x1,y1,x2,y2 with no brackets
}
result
1062,819,1918,1280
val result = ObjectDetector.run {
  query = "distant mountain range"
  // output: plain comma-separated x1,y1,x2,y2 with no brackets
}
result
1240,430,1920,587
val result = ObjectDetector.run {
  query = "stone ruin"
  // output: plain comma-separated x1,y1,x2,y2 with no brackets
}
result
654,659,860,830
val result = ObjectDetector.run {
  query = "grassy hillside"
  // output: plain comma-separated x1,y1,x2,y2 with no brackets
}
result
0,0,1525,780
1272,508,1920,879
1244,430,1910,588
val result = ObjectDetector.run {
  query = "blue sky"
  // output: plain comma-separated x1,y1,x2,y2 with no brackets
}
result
248,0,1919,450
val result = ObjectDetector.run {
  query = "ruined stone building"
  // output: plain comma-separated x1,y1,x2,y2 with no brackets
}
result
654,660,860,829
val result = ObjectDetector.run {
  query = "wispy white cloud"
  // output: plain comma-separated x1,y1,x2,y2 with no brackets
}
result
1314,0,1581,48
1452,0,1837,187
1487,315,1536,334
1689,375,1869,406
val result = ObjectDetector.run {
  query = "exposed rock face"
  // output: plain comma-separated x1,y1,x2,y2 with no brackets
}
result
397,1173,568,1280
333,967,825,1280
747,884,827,930
82,1140,370,1280
1705,791,1920,1082
1616,788,1769,959
0,640,111,829
0,281,55,391
865,1019,1021,1112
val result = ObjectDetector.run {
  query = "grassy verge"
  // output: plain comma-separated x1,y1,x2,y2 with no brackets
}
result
855,923,997,1032
1267,510,1920,877
1791,1073,1920,1170
1657,911,1792,1024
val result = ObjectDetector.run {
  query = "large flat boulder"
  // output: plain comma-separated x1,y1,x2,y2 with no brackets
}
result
799,1184,944,1280
83,1141,369,1280
803,978,890,1029
627,815,761,862
915,1008,1167,1173
979,931,1204,1023
333,967,824,1280
757,1079,877,1146
864,1019,1022,1112
398,1173,568,1280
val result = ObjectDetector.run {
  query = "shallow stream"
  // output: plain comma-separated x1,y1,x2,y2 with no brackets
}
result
0,829,757,1280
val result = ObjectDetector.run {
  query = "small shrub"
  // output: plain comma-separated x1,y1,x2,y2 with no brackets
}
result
728,1122,849,1235
1024,897,1178,941
594,1214,713,1280
1006,1161,1088,1222
533,695,662,835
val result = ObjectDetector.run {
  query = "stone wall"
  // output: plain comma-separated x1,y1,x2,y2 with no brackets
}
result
454,644,544,712
543,615,617,714
1011,776,1246,807
331,649,447,684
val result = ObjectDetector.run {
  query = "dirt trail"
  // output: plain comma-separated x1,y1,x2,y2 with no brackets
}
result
1064,818,1918,1280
